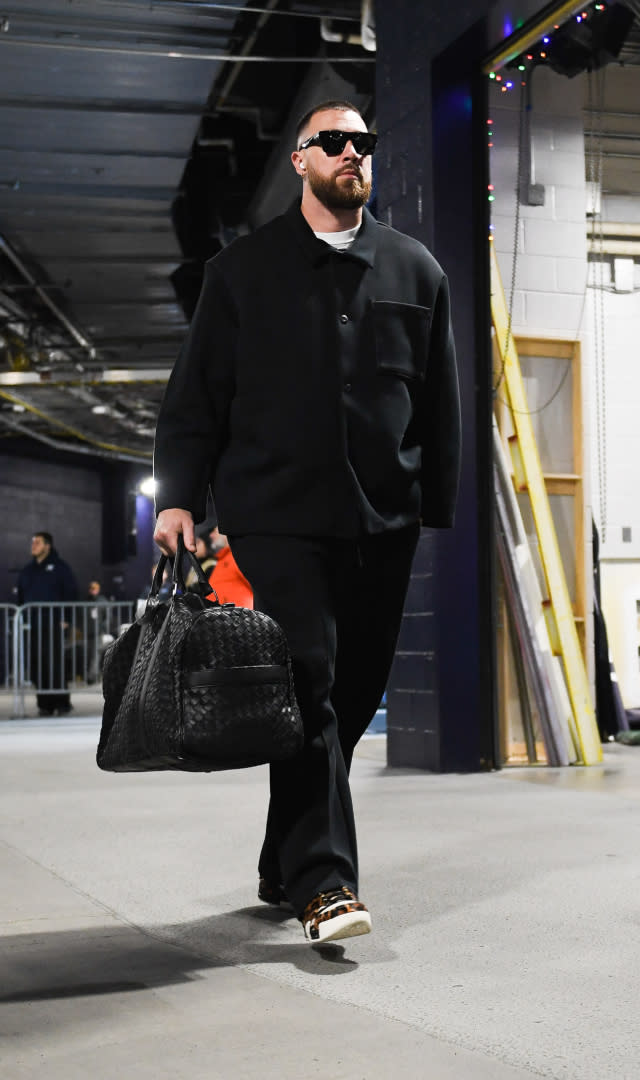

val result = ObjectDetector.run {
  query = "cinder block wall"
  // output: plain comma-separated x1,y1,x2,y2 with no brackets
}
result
1,456,102,603
0,454,156,605
490,69,589,336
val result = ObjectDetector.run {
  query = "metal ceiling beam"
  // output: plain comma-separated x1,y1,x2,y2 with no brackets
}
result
483,1,586,72
50,0,360,22
65,299,179,306
0,183,177,200
584,110,640,121
585,131,640,142
588,239,640,256
0,0,238,28
0,413,151,464
0,368,170,385
0,98,205,114
84,334,184,345
0,146,189,159
587,222,640,237
153,1,359,19
0,18,232,50
166,2,358,19
0,233,96,360
0,36,374,61
40,255,182,264
3,205,170,218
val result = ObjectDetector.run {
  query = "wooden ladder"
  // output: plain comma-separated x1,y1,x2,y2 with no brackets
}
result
490,244,602,765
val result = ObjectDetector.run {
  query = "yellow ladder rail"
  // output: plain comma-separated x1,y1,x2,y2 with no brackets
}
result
490,244,602,765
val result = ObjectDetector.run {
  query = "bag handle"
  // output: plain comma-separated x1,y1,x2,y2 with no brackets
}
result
149,555,170,597
172,534,214,599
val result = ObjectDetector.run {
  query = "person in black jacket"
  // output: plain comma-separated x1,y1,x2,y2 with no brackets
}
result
154,100,461,944
17,531,78,716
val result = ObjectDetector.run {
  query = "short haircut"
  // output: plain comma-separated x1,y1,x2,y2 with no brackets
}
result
34,531,53,547
295,99,365,147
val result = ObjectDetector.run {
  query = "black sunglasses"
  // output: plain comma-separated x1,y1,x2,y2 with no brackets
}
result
298,129,377,157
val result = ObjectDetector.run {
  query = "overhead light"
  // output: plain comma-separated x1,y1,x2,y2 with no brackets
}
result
139,477,156,497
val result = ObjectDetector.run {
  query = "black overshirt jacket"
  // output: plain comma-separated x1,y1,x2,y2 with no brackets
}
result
154,200,461,536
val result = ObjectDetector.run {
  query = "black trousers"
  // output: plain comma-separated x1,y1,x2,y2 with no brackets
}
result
29,613,71,713
229,523,420,916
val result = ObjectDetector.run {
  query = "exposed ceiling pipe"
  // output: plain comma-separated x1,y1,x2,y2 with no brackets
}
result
585,130,640,141
0,234,96,363
320,0,376,51
584,109,640,120
361,0,376,52
0,387,152,460
320,19,362,46
319,19,358,45
0,286,30,327
103,1,359,21
0,413,150,464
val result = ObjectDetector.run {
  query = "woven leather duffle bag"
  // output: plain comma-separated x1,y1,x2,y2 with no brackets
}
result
97,537,303,772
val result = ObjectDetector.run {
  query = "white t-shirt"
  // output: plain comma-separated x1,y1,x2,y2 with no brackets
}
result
314,224,361,252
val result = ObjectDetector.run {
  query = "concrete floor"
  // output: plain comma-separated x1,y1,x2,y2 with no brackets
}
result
2,696,640,1079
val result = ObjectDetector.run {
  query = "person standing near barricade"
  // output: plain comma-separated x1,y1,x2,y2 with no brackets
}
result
84,580,111,683
17,531,78,716
153,100,461,944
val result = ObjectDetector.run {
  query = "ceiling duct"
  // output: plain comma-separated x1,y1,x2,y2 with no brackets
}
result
0,411,149,464
320,0,376,51
546,3,636,77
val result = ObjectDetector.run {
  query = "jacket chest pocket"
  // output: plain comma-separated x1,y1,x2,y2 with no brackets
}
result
372,300,431,382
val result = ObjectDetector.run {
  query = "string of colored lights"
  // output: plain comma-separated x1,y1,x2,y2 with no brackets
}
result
486,0,609,233
487,1,608,88
487,0,613,418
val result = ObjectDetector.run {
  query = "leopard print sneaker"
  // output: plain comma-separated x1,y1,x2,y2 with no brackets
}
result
301,886,372,943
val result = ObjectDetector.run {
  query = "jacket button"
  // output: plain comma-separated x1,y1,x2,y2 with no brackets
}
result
344,382,352,393
339,313,349,324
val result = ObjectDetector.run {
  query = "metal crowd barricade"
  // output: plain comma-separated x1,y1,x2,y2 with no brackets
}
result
11,601,135,718
0,604,18,695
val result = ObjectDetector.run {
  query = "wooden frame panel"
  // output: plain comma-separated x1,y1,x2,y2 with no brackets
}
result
516,337,585,654
495,334,589,763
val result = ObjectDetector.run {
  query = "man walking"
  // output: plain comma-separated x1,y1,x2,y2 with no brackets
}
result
154,100,461,944
17,531,78,716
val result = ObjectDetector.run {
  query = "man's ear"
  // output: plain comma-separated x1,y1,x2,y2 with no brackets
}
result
291,149,306,177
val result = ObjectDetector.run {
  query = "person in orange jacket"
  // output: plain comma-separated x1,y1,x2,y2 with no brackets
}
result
207,526,253,608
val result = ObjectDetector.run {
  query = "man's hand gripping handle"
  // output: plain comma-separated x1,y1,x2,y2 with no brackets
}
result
153,508,196,556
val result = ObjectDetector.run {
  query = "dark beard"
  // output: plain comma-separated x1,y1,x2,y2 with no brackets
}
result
307,167,372,210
